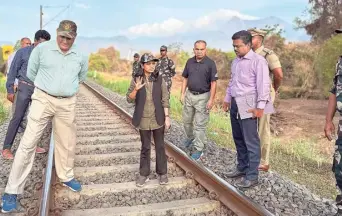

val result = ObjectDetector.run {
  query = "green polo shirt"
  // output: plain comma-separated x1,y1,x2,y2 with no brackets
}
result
27,40,88,97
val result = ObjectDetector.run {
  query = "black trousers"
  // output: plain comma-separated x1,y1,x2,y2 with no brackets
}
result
139,126,167,176
230,98,261,180
3,82,34,150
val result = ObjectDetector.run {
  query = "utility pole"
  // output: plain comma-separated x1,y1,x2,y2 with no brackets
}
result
40,5,43,30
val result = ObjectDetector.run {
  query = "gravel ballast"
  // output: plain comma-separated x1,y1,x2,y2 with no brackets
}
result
0,119,52,214
84,80,337,216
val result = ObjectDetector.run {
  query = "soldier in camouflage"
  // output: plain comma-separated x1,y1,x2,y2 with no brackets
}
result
325,28,342,216
132,53,140,78
156,45,176,92
248,28,283,172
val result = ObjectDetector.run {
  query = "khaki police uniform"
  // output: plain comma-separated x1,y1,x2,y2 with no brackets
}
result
248,28,282,166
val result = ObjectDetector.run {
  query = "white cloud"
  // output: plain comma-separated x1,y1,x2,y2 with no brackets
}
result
75,2,90,9
123,18,186,37
194,9,259,28
121,9,259,37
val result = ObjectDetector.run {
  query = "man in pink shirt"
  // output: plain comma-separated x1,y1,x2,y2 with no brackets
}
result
223,30,274,188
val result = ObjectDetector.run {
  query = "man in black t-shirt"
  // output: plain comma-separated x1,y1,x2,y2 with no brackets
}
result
180,40,218,161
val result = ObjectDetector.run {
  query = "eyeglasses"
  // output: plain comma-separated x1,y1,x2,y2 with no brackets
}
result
160,50,166,52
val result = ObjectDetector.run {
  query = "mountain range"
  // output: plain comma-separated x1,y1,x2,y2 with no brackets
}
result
1,16,310,60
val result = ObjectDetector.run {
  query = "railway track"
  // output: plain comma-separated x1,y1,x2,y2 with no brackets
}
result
2,82,275,216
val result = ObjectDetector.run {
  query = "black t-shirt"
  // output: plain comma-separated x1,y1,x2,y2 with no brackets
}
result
182,56,218,93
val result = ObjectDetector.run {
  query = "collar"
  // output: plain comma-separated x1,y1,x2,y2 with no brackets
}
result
193,55,208,63
255,45,264,55
51,40,77,55
238,49,254,60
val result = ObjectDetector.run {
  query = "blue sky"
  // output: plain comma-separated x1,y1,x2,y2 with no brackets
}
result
0,0,308,43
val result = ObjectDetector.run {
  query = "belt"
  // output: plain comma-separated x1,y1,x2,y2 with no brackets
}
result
38,88,71,99
19,80,34,87
188,90,208,95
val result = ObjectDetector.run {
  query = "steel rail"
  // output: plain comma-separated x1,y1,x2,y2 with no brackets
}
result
39,133,55,216
82,81,275,216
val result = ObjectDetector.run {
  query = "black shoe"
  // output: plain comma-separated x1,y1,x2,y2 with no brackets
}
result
336,195,342,205
235,178,258,188
225,169,245,178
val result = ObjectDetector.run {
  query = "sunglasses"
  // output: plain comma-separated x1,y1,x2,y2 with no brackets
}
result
160,50,166,52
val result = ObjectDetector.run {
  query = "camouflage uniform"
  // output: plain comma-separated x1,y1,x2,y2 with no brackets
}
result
156,57,176,92
132,53,140,78
331,56,342,196
156,45,176,92
132,61,140,77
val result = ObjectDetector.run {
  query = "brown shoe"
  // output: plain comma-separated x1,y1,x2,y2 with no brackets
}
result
2,149,14,160
258,164,270,172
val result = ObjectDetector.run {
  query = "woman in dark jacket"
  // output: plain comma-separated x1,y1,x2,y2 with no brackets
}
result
126,53,171,187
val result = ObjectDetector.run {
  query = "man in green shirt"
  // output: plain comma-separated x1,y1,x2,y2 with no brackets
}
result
1,20,88,213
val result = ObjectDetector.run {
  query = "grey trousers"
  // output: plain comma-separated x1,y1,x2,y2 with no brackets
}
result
182,90,210,151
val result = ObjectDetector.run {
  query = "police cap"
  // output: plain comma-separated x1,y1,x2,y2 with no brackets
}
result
247,28,267,37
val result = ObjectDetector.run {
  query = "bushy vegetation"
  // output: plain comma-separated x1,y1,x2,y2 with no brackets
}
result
0,74,10,123
88,28,342,100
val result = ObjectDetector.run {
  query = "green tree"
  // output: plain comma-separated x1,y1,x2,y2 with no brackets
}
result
13,40,21,51
294,0,342,42
88,53,111,72
0,47,3,66
225,51,236,61
206,48,230,79
167,42,183,55
314,34,342,94
178,51,190,68
262,24,286,53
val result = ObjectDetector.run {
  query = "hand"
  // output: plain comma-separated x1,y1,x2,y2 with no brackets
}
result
7,93,15,103
134,77,146,91
13,85,18,92
165,116,171,132
180,93,185,104
222,102,230,112
206,99,214,110
324,121,335,141
247,108,264,118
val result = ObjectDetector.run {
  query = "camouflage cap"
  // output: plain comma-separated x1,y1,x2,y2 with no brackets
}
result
133,53,140,58
140,53,159,63
57,20,77,39
160,45,167,51
247,28,267,37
